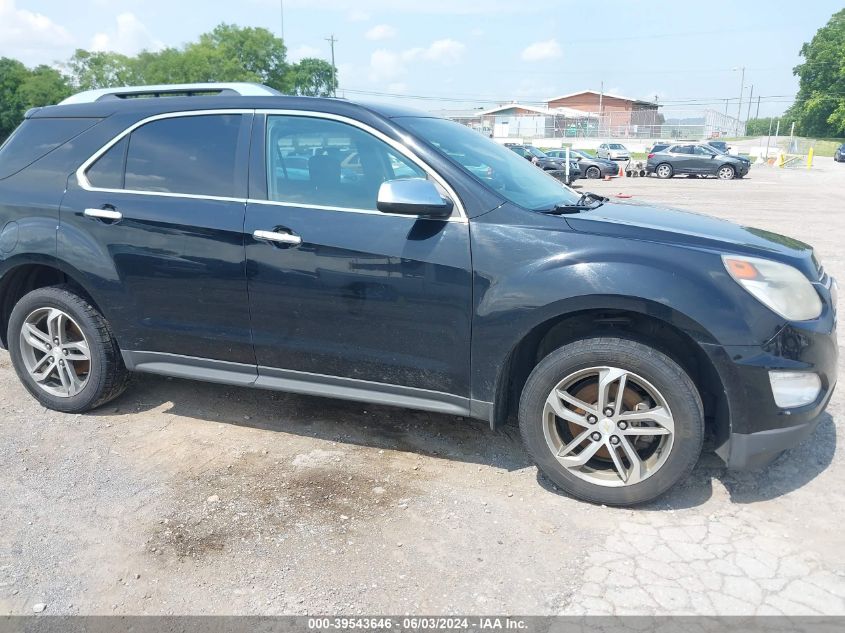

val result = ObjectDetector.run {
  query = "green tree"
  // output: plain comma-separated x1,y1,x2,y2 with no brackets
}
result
0,57,29,140
745,116,797,137
286,58,337,96
17,65,72,107
786,9,845,137
0,59,71,142
65,49,135,90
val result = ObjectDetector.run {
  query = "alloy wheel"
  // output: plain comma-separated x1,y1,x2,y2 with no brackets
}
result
656,164,672,178
542,366,675,487
586,166,601,179
19,307,91,398
717,166,735,180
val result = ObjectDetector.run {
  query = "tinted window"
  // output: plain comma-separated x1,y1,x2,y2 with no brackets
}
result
694,145,714,156
672,146,693,155
396,116,581,211
266,115,426,210
87,137,128,189
124,114,242,197
0,117,99,180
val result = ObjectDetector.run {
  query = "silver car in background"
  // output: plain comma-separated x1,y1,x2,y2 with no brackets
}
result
596,143,630,160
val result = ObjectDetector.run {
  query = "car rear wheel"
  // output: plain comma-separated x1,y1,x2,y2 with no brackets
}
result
655,163,673,179
8,285,130,413
518,337,704,506
717,165,736,180
585,166,601,179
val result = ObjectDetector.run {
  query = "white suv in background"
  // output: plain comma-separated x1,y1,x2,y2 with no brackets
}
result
597,143,630,161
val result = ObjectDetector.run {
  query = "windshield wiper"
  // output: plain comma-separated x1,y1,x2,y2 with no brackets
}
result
540,192,608,215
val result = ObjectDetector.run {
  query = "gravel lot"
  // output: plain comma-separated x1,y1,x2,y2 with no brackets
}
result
1,158,844,616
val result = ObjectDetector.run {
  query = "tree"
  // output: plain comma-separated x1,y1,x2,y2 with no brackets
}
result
66,49,135,90
786,9,845,137
286,58,337,96
744,116,796,137
0,58,29,140
0,58,71,142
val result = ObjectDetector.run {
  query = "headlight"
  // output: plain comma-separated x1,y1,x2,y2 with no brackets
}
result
722,255,822,321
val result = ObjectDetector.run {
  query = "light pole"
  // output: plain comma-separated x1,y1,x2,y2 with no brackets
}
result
733,66,745,135
325,34,338,97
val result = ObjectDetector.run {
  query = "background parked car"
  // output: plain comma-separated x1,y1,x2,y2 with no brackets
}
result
647,143,750,180
835,144,845,162
546,149,618,179
706,140,732,154
506,144,581,184
596,143,630,161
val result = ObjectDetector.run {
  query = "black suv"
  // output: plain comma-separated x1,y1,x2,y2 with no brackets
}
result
0,83,838,505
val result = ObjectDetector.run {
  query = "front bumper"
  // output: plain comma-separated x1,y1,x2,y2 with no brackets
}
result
702,280,838,470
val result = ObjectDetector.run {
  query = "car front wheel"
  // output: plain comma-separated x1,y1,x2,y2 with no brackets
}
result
8,285,130,413
717,165,736,180
518,337,704,506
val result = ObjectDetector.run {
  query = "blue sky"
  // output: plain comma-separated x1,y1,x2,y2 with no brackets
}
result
2,0,842,117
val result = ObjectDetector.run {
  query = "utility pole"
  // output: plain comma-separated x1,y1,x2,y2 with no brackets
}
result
325,34,338,97
279,0,285,41
598,80,604,135
734,66,745,135
755,95,761,119
746,84,754,125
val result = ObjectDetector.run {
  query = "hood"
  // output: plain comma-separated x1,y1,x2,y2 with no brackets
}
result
564,202,818,277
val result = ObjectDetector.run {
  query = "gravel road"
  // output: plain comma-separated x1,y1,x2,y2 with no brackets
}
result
1,158,843,616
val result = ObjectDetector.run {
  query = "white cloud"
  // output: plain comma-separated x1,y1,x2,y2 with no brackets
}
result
387,82,408,93
404,39,465,64
0,0,73,65
347,9,371,22
368,49,405,82
90,12,164,56
365,24,396,41
368,39,466,83
289,45,322,62
521,39,562,62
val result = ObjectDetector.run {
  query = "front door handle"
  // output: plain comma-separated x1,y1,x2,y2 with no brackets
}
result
84,208,122,221
253,229,302,246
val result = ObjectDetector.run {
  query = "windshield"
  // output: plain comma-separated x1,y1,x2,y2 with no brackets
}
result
525,146,546,158
396,117,579,210
609,144,626,150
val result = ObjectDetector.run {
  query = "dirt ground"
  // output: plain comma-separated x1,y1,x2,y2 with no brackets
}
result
1,158,844,616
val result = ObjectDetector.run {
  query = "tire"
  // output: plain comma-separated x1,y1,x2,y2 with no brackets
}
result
518,337,704,506
655,163,673,179
717,164,736,180
585,166,601,179
7,285,130,413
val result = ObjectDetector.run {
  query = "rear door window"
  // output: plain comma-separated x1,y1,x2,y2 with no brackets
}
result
0,117,99,180
124,114,243,197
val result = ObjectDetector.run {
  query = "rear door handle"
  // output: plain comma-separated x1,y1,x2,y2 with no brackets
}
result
253,230,302,246
84,208,122,221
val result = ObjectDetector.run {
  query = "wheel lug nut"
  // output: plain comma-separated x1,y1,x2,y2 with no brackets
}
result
610,436,620,445
45,344,51,350
590,432,602,442
587,415,598,424
63,349,69,356
618,421,628,430
604,408,614,417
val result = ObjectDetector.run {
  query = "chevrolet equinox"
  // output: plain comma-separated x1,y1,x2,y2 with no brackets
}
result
0,83,838,505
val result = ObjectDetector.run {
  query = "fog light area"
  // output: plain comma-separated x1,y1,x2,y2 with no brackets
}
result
769,371,822,408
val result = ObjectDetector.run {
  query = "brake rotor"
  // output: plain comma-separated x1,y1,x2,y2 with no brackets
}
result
568,382,644,461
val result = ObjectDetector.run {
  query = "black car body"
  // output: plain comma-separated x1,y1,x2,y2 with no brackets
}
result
0,84,837,505
835,144,845,162
546,149,617,179
647,143,750,179
506,144,581,183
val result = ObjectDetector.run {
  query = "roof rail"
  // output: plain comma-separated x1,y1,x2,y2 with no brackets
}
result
59,82,282,105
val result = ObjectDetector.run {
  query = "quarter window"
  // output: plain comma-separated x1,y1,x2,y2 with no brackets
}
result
265,115,426,210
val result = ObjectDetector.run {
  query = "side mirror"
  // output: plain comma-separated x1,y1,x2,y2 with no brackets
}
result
377,178,453,218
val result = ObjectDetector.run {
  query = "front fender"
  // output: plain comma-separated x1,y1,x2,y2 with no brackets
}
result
468,206,785,404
